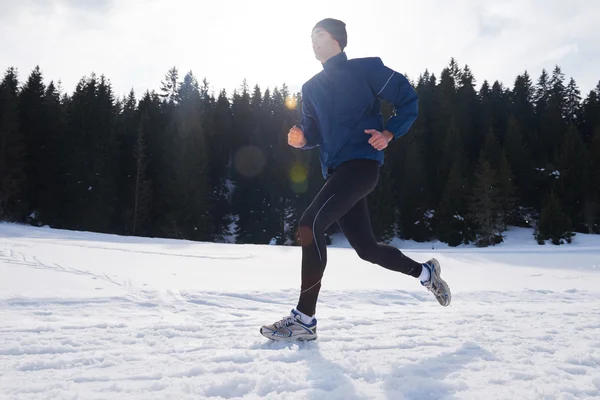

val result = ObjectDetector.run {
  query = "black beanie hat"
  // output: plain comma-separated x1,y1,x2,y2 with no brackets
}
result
313,18,347,50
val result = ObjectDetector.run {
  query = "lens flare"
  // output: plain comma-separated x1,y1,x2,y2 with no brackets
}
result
289,162,308,193
290,163,307,183
285,96,298,110
233,145,266,177
291,180,309,193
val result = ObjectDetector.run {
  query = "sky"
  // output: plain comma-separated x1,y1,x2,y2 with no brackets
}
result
1,0,599,100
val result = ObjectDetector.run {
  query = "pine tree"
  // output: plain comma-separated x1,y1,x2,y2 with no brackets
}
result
159,71,212,240
132,113,152,236
490,81,510,144
468,152,504,246
435,160,468,246
477,80,495,167
481,128,502,171
533,69,551,166
18,66,47,223
394,136,432,241
0,67,27,221
114,89,138,234
504,114,530,212
137,90,166,237
556,124,588,231
230,81,269,243
427,62,457,200
511,72,535,134
160,67,179,103
545,66,567,161
535,190,573,245
564,77,581,126
455,64,478,160
37,81,66,226
206,89,234,242
510,72,536,171
441,118,464,177
581,86,600,143
583,127,600,233
496,149,517,228
60,74,120,233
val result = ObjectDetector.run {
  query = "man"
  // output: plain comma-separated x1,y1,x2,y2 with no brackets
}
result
260,18,451,341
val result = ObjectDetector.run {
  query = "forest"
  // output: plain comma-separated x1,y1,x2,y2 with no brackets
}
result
1,59,599,246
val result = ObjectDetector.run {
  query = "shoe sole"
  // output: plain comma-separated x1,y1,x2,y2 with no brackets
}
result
260,327,317,341
430,258,451,307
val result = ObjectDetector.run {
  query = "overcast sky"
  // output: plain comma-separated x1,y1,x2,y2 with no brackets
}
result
1,0,599,100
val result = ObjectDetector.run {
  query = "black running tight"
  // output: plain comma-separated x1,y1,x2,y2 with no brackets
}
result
295,159,423,317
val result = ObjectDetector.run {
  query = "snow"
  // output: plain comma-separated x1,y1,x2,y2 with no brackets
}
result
1,223,599,399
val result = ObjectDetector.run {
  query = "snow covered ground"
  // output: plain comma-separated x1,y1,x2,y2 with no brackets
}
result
0,223,599,400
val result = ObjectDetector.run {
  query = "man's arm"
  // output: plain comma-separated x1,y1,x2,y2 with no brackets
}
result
366,58,418,141
299,86,320,150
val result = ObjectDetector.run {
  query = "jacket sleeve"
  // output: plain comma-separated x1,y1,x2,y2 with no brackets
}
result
299,85,320,150
367,58,419,140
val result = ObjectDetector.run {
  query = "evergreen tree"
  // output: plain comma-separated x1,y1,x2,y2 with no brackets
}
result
583,127,600,233
481,128,502,171
18,66,47,223
545,66,567,161
468,152,504,246
208,89,234,242
159,71,212,240
533,69,551,166
137,90,166,237
427,63,457,199
160,67,179,103
394,136,432,241
0,67,27,221
132,112,152,236
455,64,478,160
435,160,469,246
114,89,138,234
504,115,530,212
37,81,66,226
556,124,588,231
510,72,535,139
230,80,267,243
496,149,517,227
490,81,510,144
564,77,581,126
535,190,573,245
61,74,120,233
581,85,600,143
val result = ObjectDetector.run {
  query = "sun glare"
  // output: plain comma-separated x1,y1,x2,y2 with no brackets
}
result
285,96,298,110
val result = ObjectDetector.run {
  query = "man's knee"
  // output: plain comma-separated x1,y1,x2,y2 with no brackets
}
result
354,244,379,263
298,209,319,246
299,209,314,229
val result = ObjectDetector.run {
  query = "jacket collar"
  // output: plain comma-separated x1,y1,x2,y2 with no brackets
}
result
322,51,347,70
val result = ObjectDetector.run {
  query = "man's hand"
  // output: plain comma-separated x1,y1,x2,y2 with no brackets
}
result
365,129,393,151
288,125,307,148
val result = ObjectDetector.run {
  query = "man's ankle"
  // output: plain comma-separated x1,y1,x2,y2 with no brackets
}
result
293,308,315,324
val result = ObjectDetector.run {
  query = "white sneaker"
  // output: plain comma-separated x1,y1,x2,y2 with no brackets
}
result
421,258,451,307
260,309,318,341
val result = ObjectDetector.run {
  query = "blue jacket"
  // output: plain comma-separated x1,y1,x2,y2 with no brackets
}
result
299,51,418,178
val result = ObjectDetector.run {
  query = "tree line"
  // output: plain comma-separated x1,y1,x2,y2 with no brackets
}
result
0,59,599,246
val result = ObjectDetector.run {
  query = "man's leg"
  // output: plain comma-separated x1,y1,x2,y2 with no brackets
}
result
295,160,380,317
338,196,452,307
337,197,423,277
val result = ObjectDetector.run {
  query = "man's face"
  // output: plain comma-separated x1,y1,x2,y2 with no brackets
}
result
311,27,340,63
